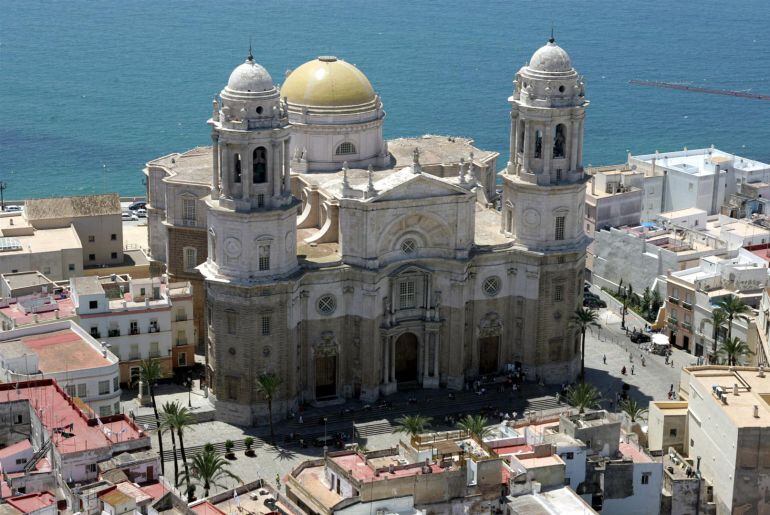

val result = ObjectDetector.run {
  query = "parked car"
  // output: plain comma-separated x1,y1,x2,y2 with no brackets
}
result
4,206,22,212
629,331,651,344
583,297,606,309
136,208,147,218
128,201,146,211
122,211,138,221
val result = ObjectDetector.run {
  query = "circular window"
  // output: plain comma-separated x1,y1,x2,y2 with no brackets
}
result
401,238,417,254
317,294,337,315
482,276,501,297
256,106,263,114
228,347,236,356
558,85,565,93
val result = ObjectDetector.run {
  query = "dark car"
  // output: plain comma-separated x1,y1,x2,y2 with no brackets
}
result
629,331,651,343
128,201,146,211
583,297,607,309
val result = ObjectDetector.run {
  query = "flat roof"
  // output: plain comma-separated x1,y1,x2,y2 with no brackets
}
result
660,207,707,219
633,148,770,175
0,295,76,326
388,135,497,167
0,440,31,459
507,486,597,514
148,147,213,187
14,328,112,372
1,272,54,291
0,225,81,254
71,276,105,296
686,366,770,427
618,442,653,463
0,379,145,455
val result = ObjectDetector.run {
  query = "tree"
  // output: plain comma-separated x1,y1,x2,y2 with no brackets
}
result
139,358,165,476
244,436,255,457
718,336,754,366
255,373,282,443
393,414,432,438
627,284,635,308
619,398,648,423
456,414,490,440
709,309,728,362
617,279,623,297
565,382,601,414
650,289,663,321
180,447,241,498
642,287,652,317
571,307,600,381
166,405,195,496
160,401,180,485
716,295,751,343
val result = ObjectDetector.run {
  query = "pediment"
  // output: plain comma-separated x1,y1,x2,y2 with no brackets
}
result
371,172,471,202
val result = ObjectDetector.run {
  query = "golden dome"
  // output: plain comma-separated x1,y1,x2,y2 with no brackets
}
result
281,56,376,107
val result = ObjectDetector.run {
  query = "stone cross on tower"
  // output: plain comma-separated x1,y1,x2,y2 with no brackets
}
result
458,157,467,184
366,164,377,197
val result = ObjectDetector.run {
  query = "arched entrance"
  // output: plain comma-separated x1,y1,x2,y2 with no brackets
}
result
479,336,500,374
315,355,337,399
395,332,419,382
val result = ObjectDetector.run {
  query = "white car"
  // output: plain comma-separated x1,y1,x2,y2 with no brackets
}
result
4,206,22,212
136,208,147,218
122,211,138,221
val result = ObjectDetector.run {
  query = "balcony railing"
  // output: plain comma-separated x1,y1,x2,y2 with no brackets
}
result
128,353,140,361
682,302,693,310
668,297,679,305
148,326,160,333
108,329,121,337
130,328,139,335
682,322,693,331
667,317,678,326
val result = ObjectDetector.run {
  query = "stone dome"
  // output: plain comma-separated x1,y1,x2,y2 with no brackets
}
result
528,40,573,73
227,56,275,93
281,56,376,107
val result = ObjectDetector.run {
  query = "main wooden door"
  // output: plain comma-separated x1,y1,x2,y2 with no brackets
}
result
479,336,500,374
315,355,337,399
395,332,419,382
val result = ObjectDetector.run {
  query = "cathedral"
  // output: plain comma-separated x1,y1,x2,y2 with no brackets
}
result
145,38,589,425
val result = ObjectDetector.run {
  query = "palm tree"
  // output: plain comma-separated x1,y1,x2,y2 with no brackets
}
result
571,308,600,381
718,336,754,366
180,448,240,498
456,414,490,440
160,401,180,485
255,373,282,443
709,309,728,362
619,398,648,423
393,414,432,438
717,295,751,343
139,358,165,476
166,405,195,495
565,382,601,414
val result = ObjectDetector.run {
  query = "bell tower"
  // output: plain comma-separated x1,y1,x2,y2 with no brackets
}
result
201,51,299,426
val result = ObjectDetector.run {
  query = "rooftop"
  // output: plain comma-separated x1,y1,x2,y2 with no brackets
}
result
5,492,56,514
388,135,497,168
71,276,104,296
659,207,707,220
0,379,146,455
1,272,55,292
684,366,770,427
0,224,81,255
0,326,112,373
633,148,770,176
24,193,121,220
0,295,76,327
618,441,653,464
507,486,597,514
148,147,216,187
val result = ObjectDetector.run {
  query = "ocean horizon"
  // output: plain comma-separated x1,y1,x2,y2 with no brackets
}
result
2,0,769,200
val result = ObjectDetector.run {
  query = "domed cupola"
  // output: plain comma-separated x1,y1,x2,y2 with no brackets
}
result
226,52,275,93
282,56,389,173
512,37,585,109
528,38,573,74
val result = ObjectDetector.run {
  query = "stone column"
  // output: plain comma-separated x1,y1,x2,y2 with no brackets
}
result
390,336,396,383
569,120,579,172
221,145,231,198
510,113,518,171
522,120,531,173
543,124,553,176
242,147,252,200
211,134,220,199
283,139,291,194
382,336,389,384
433,333,439,377
577,119,584,168
272,142,281,198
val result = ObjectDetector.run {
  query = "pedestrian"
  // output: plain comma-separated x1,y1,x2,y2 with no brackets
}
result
275,473,281,489
631,365,635,375
298,415,303,424
603,354,607,364
671,360,674,368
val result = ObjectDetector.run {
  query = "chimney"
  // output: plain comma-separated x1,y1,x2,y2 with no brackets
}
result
759,366,765,378
388,464,395,474
754,405,760,418
734,384,739,396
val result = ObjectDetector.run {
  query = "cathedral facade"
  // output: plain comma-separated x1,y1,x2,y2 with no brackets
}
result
146,39,589,426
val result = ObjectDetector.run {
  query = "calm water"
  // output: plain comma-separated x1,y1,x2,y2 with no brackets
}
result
2,0,769,200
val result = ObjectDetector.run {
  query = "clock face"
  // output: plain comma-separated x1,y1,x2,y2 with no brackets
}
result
262,346,271,357
224,237,242,257
523,208,541,227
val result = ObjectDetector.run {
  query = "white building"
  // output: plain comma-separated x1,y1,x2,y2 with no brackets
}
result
630,148,770,220
70,276,195,385
0,320,121,416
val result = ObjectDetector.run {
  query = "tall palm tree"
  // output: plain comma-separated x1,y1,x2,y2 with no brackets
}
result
180,448,240,498
166,405,195,495
709,309,728,362
565,382,601,414
160,401,180,486
394,414,432,438
718,336,754,366
255,373,282,443
456,414,490,441
139,358,165,476
717,295,751,343
571,307,600,381
619,398,648,423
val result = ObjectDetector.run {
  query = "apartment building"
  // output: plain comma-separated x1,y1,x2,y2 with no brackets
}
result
0,320,121,417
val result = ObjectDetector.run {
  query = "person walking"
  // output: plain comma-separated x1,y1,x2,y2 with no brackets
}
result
631,365,635,375
603,354,607,364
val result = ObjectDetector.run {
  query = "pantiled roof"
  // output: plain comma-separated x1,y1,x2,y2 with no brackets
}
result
24,193,121,220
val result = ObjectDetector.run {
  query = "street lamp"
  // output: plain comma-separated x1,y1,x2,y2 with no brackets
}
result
621,287,628,331
186,372,193,408
323,417,328,456
0,181,6,212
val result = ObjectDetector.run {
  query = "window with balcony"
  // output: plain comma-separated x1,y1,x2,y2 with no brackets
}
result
130,321,139,335
98,381,110,395
148,320,159,333
554,285,564,302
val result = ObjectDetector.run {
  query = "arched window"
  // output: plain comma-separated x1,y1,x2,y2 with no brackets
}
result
554,215,565,241
233,153,242,183
253,147,267,183
534,130,543,159
335,142,356,155
517,120,525,153
553,124,566,158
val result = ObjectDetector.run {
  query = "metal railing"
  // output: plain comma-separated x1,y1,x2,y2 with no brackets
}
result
668,297,679,305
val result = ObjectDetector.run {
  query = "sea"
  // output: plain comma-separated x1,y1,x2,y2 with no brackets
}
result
2,0,769,200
